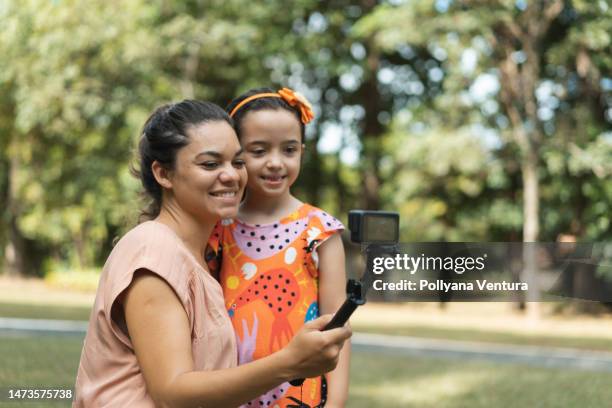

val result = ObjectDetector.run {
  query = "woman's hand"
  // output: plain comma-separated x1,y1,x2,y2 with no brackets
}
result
278,314,352,380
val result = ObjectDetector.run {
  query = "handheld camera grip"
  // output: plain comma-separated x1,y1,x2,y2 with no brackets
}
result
321,298,359,331
289,280,364,387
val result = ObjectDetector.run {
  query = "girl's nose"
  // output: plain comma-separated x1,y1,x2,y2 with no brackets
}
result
266,153,282,169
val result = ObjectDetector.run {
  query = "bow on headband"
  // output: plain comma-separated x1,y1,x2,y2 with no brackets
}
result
277,88,314,124
229,87,315,124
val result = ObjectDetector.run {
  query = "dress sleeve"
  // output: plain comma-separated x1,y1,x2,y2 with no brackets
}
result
304,209,345,278
205,220,225,278
207,220,224,255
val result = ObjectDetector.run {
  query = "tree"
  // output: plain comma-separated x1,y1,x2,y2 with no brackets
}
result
355,0,611,311
0,0,303,275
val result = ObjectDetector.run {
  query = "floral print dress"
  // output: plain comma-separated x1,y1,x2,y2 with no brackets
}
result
208,203,344,408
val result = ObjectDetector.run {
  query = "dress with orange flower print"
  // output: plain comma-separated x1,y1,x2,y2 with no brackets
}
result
208,203,344,408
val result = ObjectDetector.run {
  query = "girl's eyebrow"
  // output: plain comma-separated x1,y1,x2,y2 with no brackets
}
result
247,139,300,146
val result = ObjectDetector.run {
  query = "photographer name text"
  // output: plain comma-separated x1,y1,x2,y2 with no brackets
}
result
372,279,528,292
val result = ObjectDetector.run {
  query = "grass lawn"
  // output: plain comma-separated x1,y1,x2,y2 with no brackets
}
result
2,279,612,406
3,300,612,352
351,302,612,352
0,302,91,321
1,334,611,407
353,323,612,352
349,351,612,408
0,335,83,407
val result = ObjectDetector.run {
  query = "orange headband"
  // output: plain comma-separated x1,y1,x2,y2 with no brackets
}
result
228,87,314,124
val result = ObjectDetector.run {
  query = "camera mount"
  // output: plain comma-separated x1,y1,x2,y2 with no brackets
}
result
289,210,399,387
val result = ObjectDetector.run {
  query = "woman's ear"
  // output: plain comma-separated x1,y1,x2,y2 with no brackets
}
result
151,161,173,189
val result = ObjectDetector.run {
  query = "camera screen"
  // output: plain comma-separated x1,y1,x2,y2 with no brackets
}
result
363,214,398,243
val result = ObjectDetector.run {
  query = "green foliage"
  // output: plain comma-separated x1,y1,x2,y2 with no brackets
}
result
381,121,522,241
0,0,306,273
355,0,612,241
1,0,161,270
0,0,610,276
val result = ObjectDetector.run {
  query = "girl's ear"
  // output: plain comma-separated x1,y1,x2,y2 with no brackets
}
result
301,143,306,155
151,160,173,189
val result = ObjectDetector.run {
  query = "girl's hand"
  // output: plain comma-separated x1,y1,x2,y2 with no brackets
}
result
279,314,351,380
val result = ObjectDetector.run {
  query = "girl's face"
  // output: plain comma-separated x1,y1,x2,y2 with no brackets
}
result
167,121,247,221
239,109,304,199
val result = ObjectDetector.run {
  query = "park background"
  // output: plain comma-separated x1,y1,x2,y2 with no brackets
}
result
0,0,611,407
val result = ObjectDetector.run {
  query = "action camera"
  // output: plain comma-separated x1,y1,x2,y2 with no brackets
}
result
348,210,400,244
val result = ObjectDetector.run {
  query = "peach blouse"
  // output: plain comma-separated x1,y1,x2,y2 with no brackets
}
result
74,221,237,407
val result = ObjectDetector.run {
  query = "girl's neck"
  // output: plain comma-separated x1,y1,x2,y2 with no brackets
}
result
155,202,213,267
240,191,302,224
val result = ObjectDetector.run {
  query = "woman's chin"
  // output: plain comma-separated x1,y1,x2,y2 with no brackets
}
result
214,207,239,220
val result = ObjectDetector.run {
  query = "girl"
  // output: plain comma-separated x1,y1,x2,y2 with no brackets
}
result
74,100,351,407
209,88,350,408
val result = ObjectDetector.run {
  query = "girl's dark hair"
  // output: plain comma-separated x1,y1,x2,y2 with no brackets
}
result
225,87,305,142
134,100,233,221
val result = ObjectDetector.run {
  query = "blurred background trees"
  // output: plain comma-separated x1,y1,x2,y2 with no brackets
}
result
0,0,610,277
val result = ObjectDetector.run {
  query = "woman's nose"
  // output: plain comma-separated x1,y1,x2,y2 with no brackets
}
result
219,165,241,184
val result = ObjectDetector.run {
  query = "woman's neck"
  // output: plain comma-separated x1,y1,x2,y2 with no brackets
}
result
155,203,213,267
240,191,302,224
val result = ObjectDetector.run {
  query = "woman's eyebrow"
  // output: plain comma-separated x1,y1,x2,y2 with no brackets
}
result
196,149,244,159
196,151,221,159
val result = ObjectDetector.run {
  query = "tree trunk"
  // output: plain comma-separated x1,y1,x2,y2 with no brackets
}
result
2,147,26,276
359,42,383,210
333,150,349,214
522,151,540,319
493,0,566,318
302,127,322,206
522,151,539,243
179,43,200,99
4,218,28,277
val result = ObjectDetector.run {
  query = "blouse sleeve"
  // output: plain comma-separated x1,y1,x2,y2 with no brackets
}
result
102,224,194,349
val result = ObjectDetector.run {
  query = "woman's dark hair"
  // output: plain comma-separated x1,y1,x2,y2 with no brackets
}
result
134,100,233,221
225,87,305,142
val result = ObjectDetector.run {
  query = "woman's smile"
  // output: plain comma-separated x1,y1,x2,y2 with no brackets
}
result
210,189,240,202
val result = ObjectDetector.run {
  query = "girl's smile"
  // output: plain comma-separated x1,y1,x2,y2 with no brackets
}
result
261,174,286,186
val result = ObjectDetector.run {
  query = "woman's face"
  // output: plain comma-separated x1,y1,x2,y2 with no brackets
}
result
239,109,303,199
167,120,247,221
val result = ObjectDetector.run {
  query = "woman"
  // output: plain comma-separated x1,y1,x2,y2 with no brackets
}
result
74,100,351,407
